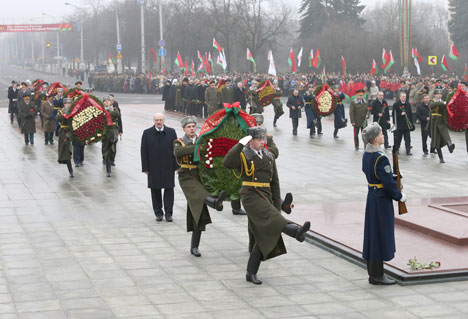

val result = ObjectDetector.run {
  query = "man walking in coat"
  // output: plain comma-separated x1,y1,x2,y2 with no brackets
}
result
392,92,414,155
141,113,178,222
350,89,369,149
286,89,304,136
371,91,391,149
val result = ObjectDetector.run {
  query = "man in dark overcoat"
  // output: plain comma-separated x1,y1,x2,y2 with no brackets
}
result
8,81,18,124
141,113,179,222
371,91,391,149
361,122,406,285
392,92,414,155
286,89,303,136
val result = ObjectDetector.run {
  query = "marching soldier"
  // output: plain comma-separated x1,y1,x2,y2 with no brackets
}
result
361,122,406,285
350,89,370,149
429,90,455,163
102,96,121,177
223,126,306,285
271,83,284,127
173,116,226,257
56,98,74,178
370,91,391,148
40,94,56,145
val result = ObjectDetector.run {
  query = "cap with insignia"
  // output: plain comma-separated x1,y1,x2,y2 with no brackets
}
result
57,88,64,93
362,122,382,144
23,93,31,98
247,126,267,140
251,113,264,125
75,81,83,85
63,98,73,104
21,82,27,86
181,116,196,128
355,89,366,95
434,89,443,95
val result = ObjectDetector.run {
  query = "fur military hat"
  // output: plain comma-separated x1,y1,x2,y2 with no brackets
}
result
102,96,112,102
362,122,382,144
57,88,64,93
63,98,73,104
181,116,196,128
251,113,264,125
247,126,267,140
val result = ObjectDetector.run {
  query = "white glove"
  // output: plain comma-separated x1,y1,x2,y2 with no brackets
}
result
400,193,407,203
239,135,252,146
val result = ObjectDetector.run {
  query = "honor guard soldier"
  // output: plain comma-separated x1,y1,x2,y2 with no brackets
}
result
56,98,74,178
350,89,370,149
173,116,226,257
102,96,121,177
223,126,306,285
271,83,284,127
361,122,407,285
429,89,455,163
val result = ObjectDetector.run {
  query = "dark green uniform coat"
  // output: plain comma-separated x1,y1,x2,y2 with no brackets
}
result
349,99,369,128
223,143,288,260
429,100,451,149
205,87,219,114
272,88,284,117
41,101,55,133
248,88,263,113
18,101,37,134
174,135,212,232
102,107,121,162
56,108,72,163
220,86,235,105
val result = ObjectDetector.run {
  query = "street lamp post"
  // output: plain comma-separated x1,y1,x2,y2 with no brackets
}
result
65,2,84,69
140,0,146,73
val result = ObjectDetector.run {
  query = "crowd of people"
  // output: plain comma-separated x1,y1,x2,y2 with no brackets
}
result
7,79,123,177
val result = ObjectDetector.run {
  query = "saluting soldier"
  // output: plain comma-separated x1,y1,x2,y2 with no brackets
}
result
223,127,306,285
174,116,226,257
361,122,407,285
429,90,455,163
56,97,74,178
102,96,121,177
271,83,284,127
350,89,370,149
370,91,391,148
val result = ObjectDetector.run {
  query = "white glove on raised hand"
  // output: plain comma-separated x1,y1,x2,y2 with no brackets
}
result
400,192,407,203
239,135,252,146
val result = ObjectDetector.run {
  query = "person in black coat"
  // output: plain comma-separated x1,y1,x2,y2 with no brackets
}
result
371,91,391,149
392,92,414,155
8,81,18,124
141,113,179,222
234,82,247,111
162,81,172,111
416,94,431,155
286,89,304,136
333,91,347,138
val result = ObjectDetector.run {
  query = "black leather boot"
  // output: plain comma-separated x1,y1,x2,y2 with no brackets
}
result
204,190,226,211
190,227,202,257
368,260,396,285
246,247,262,285
106,161,112,177
281,193,293,214
447,141,455,153
282,221,311,242
437,148,445,163
66,160,74,178
231,198,246,215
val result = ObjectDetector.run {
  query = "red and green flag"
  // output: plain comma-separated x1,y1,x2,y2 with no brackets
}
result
321,65,326,82
175,51,184,70
213,38,223,52
312,48,321,68
246,48,256,72
288,48,296,73
341,56,346,78
381,48,388,69
412,48,423,63
449,43,459,61
441,55,449,71
464,63,468,82
383,50,394,73
184,59,188,76
309,49,313,67
370,59,378,75
208,52,213,70
191,60,195,77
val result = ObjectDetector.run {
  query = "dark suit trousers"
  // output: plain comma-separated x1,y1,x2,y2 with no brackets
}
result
291,118,299,134
151,188,174,217
420,122,429,153
393,130,411,152
353,126,363,148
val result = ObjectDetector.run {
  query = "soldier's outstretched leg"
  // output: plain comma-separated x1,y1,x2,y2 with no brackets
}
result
246,246,262,285
231,198,246,215
437,148,445,164
204,190,226,211
282,221,311,242
447,141,455,153
106,161,112,177
281,193,293,214
66,160,74,178
191,227,202,257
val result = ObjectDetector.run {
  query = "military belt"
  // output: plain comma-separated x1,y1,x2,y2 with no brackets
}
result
431,113,442,116
368,183,383,188
305,102,312,104
60,125,69,128
180,164,197,169
242,181,270,188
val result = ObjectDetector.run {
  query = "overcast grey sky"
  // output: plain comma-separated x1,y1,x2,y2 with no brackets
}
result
0,0,447,24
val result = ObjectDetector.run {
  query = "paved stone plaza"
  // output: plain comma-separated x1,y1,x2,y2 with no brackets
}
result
1,67,468,318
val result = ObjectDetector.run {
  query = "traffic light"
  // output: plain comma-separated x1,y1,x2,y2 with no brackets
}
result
46,42,51,48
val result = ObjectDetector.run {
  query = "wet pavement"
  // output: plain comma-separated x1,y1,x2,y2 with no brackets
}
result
1,66,468,318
